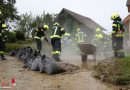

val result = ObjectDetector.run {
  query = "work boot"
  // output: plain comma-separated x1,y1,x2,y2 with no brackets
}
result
36,50,41,56
52,54,56,60
118,52,125,58
1,55,6,60
56,57,61,62
114,52,118,58
122,52,125,58
55,54,61,62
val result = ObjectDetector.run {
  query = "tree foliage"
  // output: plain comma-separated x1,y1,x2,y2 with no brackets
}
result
7,31,16,43
16,12,57,39
15,30,25,40
0,0,19,21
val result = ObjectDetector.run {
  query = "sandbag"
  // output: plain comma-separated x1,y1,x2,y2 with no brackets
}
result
38,55,64,74
39,55,50,73
44,62,64,75
31,57,41,71
43,58,64,74
27,58,34,69
39,61,45,73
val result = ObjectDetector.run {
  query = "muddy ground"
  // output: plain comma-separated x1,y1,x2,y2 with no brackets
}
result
0,55,122,90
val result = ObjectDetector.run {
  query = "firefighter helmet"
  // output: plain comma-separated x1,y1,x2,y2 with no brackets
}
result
2,24,7,28
77,28,80,31
43,25,49,30
53,22,59,26
111,13,120,20
96,28,101,32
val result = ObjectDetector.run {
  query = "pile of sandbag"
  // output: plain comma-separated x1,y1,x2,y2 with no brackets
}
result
9,46,79,75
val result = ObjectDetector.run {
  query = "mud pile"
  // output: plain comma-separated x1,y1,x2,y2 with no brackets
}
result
93,59,117,83
93,57,130,85
59,63,80,74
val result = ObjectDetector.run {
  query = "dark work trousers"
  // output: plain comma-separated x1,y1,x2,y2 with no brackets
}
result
0,41,5,51
112,37,124,57
35,38,42,53
0,40,6,59
116,37,123,50
51,38,61,53
112,37,118,57
112,37,116,50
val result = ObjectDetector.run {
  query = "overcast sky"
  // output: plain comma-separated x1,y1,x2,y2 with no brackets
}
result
15,0,129,33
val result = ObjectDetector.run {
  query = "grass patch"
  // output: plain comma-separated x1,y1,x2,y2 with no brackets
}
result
114,57,130,85
6,43,24,52
93,57,130,85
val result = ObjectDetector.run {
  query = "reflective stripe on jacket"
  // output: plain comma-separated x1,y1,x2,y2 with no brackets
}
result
50,25,65,39
112,20,124,38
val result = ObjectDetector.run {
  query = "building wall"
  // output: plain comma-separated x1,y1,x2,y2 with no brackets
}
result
128,6,130,12
124,21,129,40
58,13,95,43
123,20,130,52
128,20,130,40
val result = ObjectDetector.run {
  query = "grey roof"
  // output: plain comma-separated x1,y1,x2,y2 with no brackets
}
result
127,0,130,6
58,8,106,31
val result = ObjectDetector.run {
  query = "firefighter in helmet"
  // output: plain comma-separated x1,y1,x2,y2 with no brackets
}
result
32,24,50,54
0,10,7,60
92,28,104,46
92,28,104,57
75,28,86,43
50,22,65,61
111,13,125,58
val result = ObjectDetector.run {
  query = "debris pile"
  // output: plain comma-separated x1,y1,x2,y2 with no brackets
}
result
93,57,130,85
59,63,80,73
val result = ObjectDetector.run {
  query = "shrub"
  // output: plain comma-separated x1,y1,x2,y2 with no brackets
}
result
7,31,16,43
6,43,24,52
16,40,33,44
15,30,25,41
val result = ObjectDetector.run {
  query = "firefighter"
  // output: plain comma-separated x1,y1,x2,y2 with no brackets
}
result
111,13,125,58
95,28,103,40
0,20,7,60
0,10,7,60
32,24,50,54
92,28,104,47
61,32,71,47
92,28,104,58
50,22,65,61
75,28,86,43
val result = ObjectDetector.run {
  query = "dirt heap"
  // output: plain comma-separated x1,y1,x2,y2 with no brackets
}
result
93,57,130,85
58,63,80,74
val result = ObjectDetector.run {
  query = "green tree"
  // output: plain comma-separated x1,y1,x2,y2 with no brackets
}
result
0,0,19,21
8,31,16,43
17,13,34,38
15,30,25,40
16,12,57,39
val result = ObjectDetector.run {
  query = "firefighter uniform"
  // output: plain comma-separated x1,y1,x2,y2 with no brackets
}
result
75,28,86,43
50,23,65,61
92,28,104,47
111,13,125,58
32,25,49,54
92,28,104,57
0,21,7,60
